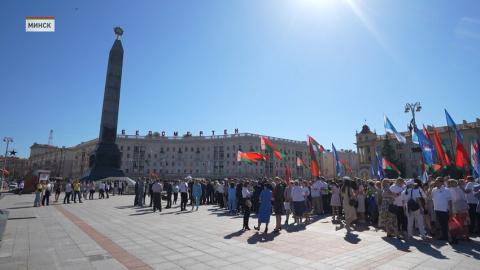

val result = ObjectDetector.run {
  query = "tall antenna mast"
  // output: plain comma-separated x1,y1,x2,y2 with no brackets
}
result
48,129,53,145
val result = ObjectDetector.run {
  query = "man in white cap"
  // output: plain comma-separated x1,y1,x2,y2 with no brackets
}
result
402,179,427,240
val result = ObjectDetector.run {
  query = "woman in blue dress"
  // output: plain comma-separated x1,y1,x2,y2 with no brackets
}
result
254,183,273,233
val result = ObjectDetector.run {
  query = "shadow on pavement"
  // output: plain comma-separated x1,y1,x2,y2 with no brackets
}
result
381,236,449,259
451,239,480,259
247,231,279,244
224,229,247,239
344,232,361,244
115,205,135,209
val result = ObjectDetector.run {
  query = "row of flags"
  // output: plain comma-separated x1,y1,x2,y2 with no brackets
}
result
383,109,479,179
236,107,479,180
237,134,353,179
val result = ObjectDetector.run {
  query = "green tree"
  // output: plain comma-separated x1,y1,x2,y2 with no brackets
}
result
381,139,404,178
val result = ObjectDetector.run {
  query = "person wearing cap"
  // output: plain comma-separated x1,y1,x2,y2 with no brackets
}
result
402,179,427,240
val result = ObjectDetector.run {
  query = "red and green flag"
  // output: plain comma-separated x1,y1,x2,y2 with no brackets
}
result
307,136,320,177
237,151,268,163
432,127,450,166
339,159,353,174
308,135,326,154
260,136,285,160
296,157,307,167
382,158,401,175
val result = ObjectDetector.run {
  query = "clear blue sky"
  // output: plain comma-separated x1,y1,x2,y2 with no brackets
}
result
1,0,480,158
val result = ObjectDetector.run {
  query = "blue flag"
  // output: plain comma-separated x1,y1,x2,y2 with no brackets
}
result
384,115,406,144
375,151,385,180
415,126,434,166
332,144,341,177
370,166,377,179
445,109,464,142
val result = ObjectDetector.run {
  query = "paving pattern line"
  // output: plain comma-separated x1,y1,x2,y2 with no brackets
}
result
54,204,153,270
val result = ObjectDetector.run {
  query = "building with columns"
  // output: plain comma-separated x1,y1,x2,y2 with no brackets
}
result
356,117,480,179
29,132,314,180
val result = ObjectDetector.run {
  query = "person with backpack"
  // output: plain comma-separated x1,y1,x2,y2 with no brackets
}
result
402,179,427,240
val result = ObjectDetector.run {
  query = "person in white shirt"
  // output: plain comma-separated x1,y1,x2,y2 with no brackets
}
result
291,181,306,224
390,178,407,237
448,179,469,241
464,176,479,234
402,179,427,240
179,180,189,211
311,178,324,215
242,181,252,230
42,181,52,206
151,180,163,212
63,182,72,204
431,178,452,241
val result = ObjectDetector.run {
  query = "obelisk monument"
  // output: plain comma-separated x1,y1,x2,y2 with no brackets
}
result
83,27,125,181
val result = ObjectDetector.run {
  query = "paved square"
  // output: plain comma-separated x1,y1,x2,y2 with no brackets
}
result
1,194,479,270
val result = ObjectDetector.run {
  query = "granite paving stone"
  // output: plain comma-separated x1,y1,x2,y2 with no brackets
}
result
1,193,479,270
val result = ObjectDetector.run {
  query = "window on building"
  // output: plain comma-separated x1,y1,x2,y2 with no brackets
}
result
127,154,130,158
127,146,130,151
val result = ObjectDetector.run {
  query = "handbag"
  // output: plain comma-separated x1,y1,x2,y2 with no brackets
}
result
407,189,420,212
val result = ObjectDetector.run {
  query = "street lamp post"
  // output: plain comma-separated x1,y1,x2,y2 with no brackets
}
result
2,137,14,190
404,102,422,132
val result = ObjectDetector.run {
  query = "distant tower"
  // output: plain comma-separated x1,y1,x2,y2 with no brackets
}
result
48,129,53,145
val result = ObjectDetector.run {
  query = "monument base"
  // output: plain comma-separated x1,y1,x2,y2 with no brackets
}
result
81,142,124,181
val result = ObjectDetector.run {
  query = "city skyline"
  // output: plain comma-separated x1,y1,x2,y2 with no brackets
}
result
2,0,480,158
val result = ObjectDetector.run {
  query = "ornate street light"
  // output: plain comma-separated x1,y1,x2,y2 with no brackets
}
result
405,102,422,133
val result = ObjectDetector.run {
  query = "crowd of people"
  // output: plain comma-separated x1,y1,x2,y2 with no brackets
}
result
31,174,480,245
32,180,128,207
131,175,480,244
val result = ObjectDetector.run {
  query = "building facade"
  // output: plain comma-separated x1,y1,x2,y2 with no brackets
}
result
28,144,74,178
30,133,314,180
321,150,359,178
356,117,480,179
0,156,29,180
